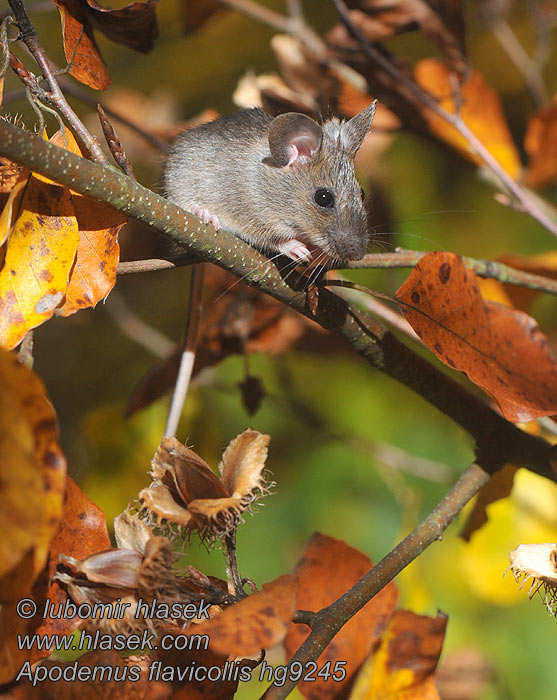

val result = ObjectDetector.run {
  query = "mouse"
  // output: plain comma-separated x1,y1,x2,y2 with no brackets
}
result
163,101,377,265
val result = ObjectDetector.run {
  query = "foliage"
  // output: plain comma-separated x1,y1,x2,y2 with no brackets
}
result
0,1,556,699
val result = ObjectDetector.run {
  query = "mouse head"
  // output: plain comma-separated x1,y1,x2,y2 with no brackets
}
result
266,101,377,263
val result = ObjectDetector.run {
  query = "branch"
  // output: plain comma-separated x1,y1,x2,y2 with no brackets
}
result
0,121,553,481
261,462,490,700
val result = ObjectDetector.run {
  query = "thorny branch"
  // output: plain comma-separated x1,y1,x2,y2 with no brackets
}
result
262,463,491,700
0,121,553,484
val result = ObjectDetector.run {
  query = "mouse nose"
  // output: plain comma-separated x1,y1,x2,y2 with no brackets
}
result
331,230,367,261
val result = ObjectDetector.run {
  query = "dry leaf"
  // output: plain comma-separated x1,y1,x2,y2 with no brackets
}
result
327,0,466,74
414,59,521,176
285,533,398,700
460,465,517,541
53,0,159,90
193,575,297,656
349,610,447,700
396,252,557,421
52,0,111,90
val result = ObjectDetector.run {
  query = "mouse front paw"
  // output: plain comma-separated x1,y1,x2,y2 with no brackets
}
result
277,239,312,263
191,205,220,230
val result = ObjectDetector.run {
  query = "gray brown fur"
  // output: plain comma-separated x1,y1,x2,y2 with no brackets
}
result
164,103,377,263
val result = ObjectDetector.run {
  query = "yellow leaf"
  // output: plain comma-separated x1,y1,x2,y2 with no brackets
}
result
0,171,79,348
350,610,446,700
0,348,66,599
414,59,521,177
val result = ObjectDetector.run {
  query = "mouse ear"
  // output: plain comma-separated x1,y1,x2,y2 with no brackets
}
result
268,113,323,167
341,100,377,157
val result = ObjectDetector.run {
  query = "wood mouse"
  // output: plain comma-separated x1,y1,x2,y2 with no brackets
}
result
164,101,377,265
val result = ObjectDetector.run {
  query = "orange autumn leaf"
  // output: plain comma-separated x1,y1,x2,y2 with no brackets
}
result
53,0,158,90
285,533,398,700
414,59,521,177
524,97,557,188
193,575,297,656
49,129,124,317
52,0,111,90
396,252,557,422
349,610,447,700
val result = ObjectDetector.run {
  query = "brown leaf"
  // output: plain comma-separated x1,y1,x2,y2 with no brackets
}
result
414,59,521,176
524,97,557,188
285,533,398,700
396,252,557,422
53,0,158,90
460,465,517,541
435,648,495,700
87,0,159,53
52,0,111,90
349,610,447,700
327,0,466,75
193,575,297,656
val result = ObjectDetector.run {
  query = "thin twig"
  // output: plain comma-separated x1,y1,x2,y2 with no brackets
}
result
116,255,198,274
490,18,547,107
7,0,107,162
261,462,490,700
165,264,205,437
330,0,557,237
223,531,247,598
347,250,557,296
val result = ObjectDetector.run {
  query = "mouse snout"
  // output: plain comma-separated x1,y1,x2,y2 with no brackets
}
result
328,228,367,262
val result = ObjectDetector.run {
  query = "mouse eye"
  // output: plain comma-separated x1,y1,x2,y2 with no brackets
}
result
314,188,335,209
360,187,365,201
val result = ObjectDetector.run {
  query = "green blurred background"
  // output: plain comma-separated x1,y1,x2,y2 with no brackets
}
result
4,1,557,698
